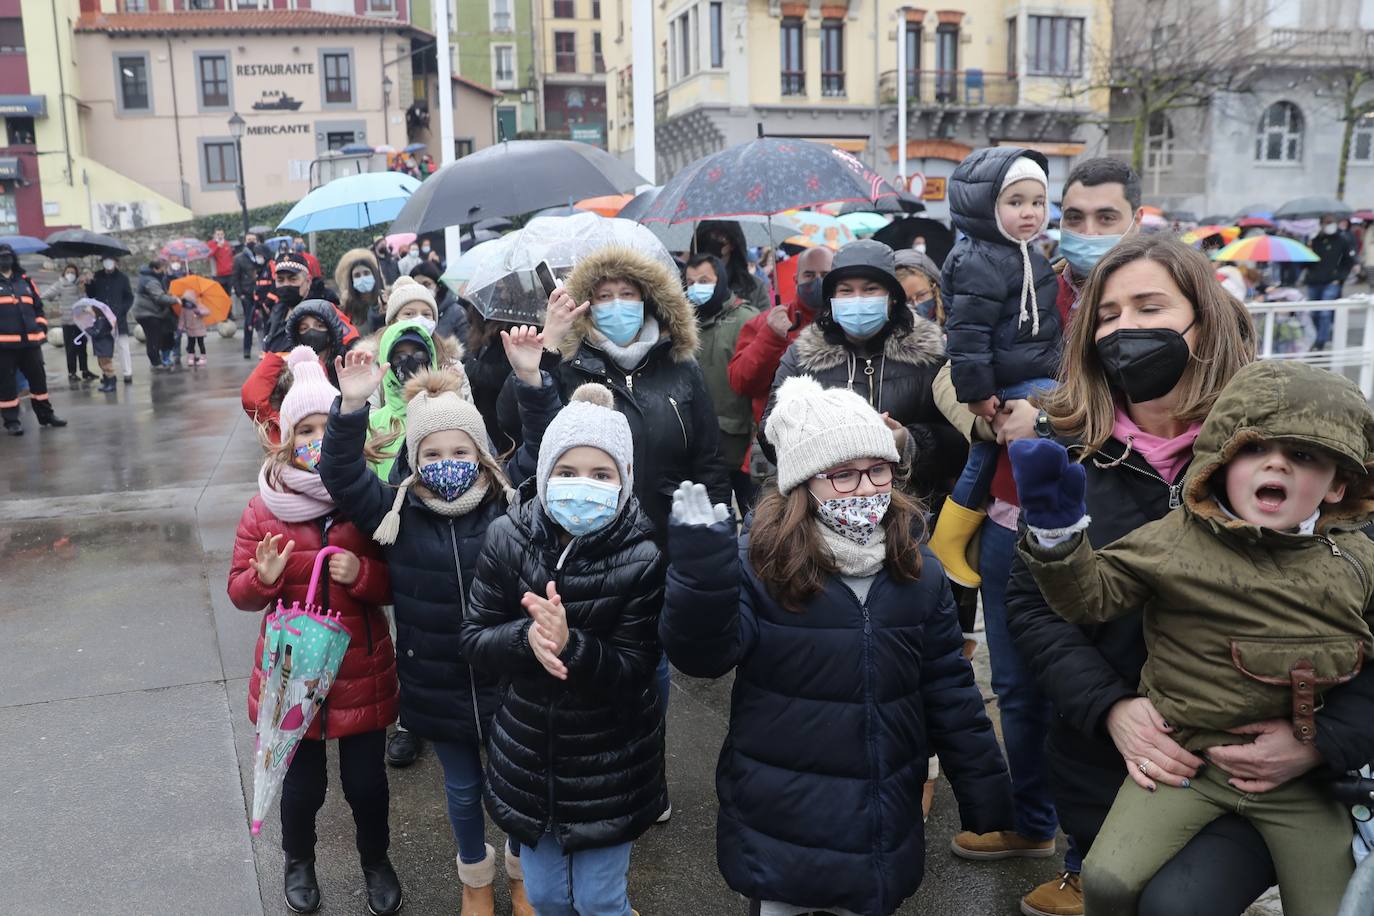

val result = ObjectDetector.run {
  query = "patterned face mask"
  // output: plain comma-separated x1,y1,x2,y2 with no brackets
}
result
417,459,479,501
293,438,322,471
813,492,891,545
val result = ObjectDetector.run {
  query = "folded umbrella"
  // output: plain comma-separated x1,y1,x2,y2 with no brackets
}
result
1212,234,1319,263
278,172,422,233
43,229,131,260
250,546,352,835
170,275,233,324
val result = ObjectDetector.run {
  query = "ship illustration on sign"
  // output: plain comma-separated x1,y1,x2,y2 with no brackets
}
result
253,92,304,111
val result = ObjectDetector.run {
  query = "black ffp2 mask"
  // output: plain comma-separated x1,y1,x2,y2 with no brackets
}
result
1095,324,1194,403
296,328,331,354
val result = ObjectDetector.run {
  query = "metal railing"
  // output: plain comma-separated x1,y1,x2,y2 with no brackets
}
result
877,69,1019,107
1246,298,1374,398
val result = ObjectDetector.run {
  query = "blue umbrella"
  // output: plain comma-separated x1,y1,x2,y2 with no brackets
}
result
339,142,374,155
277,172,423,233
265,235,293,250
0,235,49,255
403,142,426,154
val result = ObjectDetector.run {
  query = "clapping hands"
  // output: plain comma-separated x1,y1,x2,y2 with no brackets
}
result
523,581,571,680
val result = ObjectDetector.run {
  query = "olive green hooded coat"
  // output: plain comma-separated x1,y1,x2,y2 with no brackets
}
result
1019,360,1374,752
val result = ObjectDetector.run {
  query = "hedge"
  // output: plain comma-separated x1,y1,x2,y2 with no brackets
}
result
193,201,379,282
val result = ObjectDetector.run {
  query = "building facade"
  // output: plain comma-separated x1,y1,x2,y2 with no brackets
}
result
603,0,1110,216
536,0,608,146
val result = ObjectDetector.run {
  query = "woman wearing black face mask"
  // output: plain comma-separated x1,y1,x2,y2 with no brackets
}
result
999,237,1374,916
693,221,770,312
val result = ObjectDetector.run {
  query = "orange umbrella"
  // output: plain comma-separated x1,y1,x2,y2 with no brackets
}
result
1179,225,1241,246
170,274,233,325
575,194,635,217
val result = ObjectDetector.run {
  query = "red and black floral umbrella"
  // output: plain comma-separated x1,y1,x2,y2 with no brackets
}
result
638,137,900,224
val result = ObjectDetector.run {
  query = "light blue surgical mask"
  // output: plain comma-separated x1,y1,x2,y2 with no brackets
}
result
686,283,716,306
830,295,890,339
1059,228,1125,279
591,299,644,347
352,274,376,293
545,477,620,536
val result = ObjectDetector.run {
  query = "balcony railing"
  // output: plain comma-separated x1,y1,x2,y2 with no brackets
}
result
878,69,1019,107
1266,27,1374,55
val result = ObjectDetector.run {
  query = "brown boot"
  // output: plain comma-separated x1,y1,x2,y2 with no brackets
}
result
504,846,535,916
457,843,496,916
1020,871,1082,916
950,830,1057,860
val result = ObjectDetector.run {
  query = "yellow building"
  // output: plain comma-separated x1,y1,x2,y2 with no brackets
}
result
535,0,608,145
604,0,1112,214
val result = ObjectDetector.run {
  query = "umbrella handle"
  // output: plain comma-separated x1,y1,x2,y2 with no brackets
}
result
307,546,347,607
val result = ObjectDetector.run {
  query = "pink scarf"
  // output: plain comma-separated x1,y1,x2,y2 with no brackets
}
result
257,463,336,523
1112,407,1201,483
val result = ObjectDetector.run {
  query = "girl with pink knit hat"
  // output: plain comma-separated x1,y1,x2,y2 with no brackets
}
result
227,345,402,916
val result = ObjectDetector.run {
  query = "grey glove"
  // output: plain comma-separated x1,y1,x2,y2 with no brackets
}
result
671,481,730,527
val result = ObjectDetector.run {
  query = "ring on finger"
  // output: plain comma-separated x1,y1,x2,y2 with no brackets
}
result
1138,759,1150,774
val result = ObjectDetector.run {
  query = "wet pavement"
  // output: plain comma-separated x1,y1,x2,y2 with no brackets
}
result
1,332,1093,915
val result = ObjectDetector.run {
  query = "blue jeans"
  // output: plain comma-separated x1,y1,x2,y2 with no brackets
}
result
1306,281,1342,349
521,832,634,916
950,378,1057,509
430,739,490,865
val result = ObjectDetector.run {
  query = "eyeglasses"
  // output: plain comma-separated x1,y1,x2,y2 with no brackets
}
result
813,462,896,493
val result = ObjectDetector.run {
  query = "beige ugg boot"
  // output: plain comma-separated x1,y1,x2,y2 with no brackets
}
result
504,846,535,916
457,843,496,916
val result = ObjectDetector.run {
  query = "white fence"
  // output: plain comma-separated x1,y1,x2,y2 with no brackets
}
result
1246,298,1374,398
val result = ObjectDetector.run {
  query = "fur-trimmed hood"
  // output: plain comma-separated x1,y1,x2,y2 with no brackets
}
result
791,315,946,373
333,247,381,300
561,246,699,362
1183,360,1374,534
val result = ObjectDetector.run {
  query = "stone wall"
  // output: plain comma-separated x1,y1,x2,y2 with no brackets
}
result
108,221,201,263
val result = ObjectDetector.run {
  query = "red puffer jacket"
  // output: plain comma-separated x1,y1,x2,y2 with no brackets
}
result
228,495,398,740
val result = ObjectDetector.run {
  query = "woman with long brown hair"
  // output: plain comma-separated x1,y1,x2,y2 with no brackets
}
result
1004,235,1374,915
660,374,1012,916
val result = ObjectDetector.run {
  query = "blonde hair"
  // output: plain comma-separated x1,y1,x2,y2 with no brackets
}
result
894,264,946,326
1042,235,1255,457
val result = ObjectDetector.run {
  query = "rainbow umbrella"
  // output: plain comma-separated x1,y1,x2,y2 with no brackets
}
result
1212,234,1319,263
1179,225,1240,246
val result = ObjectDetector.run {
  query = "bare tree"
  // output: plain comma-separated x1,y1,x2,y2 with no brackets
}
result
1318,63,1374,200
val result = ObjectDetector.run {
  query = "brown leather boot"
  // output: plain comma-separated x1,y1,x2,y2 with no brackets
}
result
1020,871,1083,916
457,844,496,916
504,847,535,916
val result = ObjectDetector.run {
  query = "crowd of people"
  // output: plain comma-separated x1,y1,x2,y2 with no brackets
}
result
3,151,1373,916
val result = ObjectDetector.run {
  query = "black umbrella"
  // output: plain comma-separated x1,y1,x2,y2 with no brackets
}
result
872,217,956,268
388,140,646,233
838,191,924,215
43,229,132,260
617,186,663,222
459,228,503,252
1275,196,1352,221
248,224,274,237
638,138,899,224
474,217,514,233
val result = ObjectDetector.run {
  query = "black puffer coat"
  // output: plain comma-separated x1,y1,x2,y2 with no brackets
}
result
943,147,1061,403
435,286,470,343
319,399,504,745
661,520,1012,916
466,333,522,457
460,477,668,851
762,317,967,500
86,268,134,335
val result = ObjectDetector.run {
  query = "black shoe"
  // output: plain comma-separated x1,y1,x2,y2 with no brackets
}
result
4,420,21,436
283,856,321,914
123,375,133,385
243,352,252,360
36,411,67,428
67,373,80,382
81,371,99,381
362,858,403,916
385,729,420,768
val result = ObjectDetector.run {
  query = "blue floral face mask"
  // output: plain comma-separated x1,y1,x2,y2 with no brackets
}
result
294,438,322,471
591,299,645,347
545,477,620,536
830,295,890,339
418,459,479,501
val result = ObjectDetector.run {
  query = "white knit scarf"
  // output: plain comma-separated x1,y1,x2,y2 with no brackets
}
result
587,316,663,371
817,520,888,578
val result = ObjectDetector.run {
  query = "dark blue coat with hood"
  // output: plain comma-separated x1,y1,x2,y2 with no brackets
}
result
942,146,1062,403
660,519,1013,916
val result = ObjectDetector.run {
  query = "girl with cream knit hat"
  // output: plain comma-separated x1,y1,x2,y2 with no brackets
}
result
660,374,1013,916
318,348,532,916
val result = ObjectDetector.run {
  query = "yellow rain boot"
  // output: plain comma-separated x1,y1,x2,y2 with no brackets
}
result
929,501,986,588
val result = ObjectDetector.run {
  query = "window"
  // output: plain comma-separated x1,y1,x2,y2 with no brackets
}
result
6,117,34,146
709,1,723,67
1146,112,1173,171
821,20,844,97
456,138,475,158
197,53,231,110
322,51,354,105
690,6,699,72
904,22,921,98
368,0,397,11
326,131,357,150
593,0,601,16
1354,113,1374,162
188,0,217,8
935,23,958,102
680,12,692,78
493,44,516,86
594,32,605,73
496,105,518,141
1255,101,1303,162
123,0,148,10
201,139,238,187
668,18,678,81
781,18,804,96
553,0,574,17
492,0,513,31
116,54,151,112
0,18,24,53
1027,15,1083,76
1007,17,1016,75
554,32,577,72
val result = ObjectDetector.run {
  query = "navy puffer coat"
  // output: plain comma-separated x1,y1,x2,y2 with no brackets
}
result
660,519,1013,916
318,398,504,745
943,146,1061,403
460,477,668,851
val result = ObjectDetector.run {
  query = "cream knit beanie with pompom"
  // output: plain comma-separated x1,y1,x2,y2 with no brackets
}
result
764,375,900,494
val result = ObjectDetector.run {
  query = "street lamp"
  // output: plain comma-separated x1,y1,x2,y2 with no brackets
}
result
382,73,393,145
227,111,250,242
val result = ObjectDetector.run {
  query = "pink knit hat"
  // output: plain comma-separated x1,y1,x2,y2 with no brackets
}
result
279,345,340,429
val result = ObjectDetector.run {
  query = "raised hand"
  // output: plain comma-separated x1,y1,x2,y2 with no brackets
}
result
765,305,793,340
880,412,909,455
500,324,546,386
522,581,569,655
671,481,730,527
334,349,388,413
251,533,295,587
1008,438,1087,531
328,549,360,586
542,287,589,352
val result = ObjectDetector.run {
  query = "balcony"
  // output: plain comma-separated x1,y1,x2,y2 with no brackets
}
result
878,69,1019,107
1266,27,1374,57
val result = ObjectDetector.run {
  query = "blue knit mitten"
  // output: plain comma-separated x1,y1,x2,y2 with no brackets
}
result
1008,439,1087,532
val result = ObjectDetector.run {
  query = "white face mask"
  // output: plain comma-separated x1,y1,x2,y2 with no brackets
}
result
914,243,926,254
1323,224,1338,235
411,316,437,334
102,259,116,271
63,273,77,284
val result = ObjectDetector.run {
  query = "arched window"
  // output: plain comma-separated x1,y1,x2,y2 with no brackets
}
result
1255,101,1304,162
1146,112,1174,171
1354,112,1374,162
